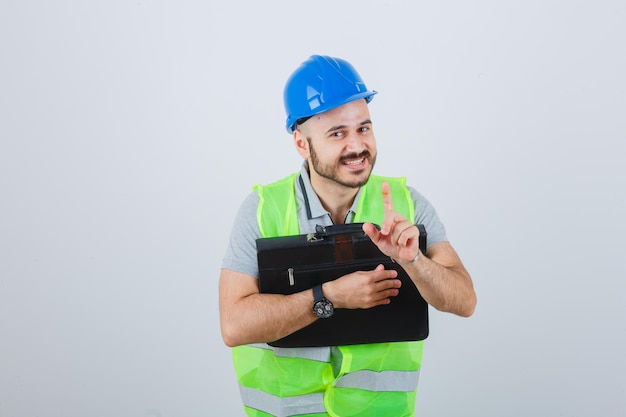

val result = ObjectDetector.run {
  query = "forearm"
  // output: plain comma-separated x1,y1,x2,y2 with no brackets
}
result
408,262,475,316
400,244,476,317
219,271,317,347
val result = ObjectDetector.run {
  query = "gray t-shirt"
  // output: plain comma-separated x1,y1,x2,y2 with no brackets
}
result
222,164,447,278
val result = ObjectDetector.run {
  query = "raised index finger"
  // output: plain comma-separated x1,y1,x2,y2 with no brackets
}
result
381,182,394,213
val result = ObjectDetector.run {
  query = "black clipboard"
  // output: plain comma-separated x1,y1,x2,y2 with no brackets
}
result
257,223,429,347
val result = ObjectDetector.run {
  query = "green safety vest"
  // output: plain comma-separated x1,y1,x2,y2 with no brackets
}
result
233,173,424,417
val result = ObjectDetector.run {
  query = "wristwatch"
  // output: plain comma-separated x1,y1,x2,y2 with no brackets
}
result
312,284,334,319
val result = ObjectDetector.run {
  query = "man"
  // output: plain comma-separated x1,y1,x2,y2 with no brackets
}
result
220,55,476,417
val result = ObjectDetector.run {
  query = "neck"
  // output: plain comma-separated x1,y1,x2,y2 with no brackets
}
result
309,171,360,225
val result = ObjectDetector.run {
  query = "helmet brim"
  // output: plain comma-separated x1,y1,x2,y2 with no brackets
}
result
286,91,377,134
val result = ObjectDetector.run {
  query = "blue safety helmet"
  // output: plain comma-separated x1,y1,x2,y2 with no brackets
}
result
284,55,377,134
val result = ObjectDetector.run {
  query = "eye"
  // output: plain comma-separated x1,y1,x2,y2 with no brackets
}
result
359,126,370,133
330,131,345,138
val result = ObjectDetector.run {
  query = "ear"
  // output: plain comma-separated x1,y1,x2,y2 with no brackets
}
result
293,129,310,159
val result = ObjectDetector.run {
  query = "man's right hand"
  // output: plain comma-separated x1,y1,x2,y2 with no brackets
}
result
322,264,401,309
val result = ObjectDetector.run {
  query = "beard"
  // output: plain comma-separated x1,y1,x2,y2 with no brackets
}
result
308,140,377,189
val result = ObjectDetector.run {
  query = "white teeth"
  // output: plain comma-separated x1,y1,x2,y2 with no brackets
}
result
345,158,365,165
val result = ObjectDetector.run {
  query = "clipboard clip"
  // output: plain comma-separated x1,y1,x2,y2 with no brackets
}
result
306,232,324,242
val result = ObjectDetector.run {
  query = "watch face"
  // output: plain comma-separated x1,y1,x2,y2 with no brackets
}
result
313,299,334,319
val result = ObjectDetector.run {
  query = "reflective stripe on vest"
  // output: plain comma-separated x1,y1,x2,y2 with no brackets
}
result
248,343,332,363
334,369,420,392
239,387,326,417
234,173,423,417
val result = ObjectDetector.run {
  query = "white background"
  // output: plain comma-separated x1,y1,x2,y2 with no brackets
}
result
1,1,625,416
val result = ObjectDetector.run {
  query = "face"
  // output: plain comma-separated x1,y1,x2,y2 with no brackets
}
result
295,99,377,189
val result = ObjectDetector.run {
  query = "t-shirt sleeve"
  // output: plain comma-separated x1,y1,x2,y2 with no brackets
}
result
221,191,261,278
408,186,448,248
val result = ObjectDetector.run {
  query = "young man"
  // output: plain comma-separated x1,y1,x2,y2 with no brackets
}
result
220,55,476,417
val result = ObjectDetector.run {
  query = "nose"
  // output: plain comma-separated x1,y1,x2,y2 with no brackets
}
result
345,131,366,154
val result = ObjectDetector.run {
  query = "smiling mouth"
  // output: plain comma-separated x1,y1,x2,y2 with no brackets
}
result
340,151,370,167
343,158,366,166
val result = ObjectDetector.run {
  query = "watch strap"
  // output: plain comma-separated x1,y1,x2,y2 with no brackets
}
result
312,284,324,302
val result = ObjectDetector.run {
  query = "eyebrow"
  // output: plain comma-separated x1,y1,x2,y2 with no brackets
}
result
325,119,372,135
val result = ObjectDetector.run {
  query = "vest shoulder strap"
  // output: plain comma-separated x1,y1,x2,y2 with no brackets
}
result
355,174,414,225
253,173,299,238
